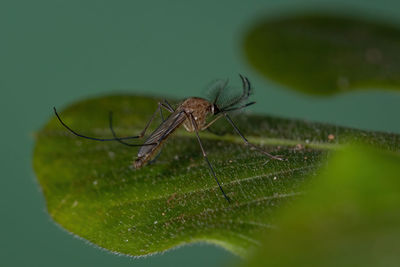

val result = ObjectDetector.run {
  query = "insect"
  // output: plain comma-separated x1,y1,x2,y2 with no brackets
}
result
54,75,282,203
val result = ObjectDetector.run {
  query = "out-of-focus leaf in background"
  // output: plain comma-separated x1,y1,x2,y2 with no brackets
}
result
244,14,400,95
33,95,400,257
245,145,400,267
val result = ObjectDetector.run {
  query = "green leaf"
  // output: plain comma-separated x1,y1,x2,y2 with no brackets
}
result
245,145,400,267
243,14,400,95
33,95,400,257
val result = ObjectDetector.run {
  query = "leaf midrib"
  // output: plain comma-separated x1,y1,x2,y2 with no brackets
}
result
41,126,340,150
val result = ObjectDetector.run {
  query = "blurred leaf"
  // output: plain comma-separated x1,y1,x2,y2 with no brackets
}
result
33,95,400,257
245,145,400,267
244,14,400,95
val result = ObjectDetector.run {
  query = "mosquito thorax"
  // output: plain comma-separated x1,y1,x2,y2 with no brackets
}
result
180,97,212,132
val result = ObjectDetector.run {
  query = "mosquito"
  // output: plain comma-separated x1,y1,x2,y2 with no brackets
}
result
53,74,282,203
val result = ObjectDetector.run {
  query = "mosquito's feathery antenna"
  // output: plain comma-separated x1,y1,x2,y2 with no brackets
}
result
213,79,229,105
53,107,156,146
188,112,231,203
222,101,256,112
240,74,252,98
238,74,252,99
219,74,252,112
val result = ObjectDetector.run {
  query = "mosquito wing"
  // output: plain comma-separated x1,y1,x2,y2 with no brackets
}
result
137,110,187,158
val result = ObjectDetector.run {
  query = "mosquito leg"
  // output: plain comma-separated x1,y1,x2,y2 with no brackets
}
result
189,113,231,203
108,112,142,147
109,101,174,146
157,99,175,122
159,107,165,122
54,107,143,142
224,113,283,161
139,101,173,137
148,149,163,165
53,107,159,146
203,114,225,136
162,99,175,112
201,113,223,131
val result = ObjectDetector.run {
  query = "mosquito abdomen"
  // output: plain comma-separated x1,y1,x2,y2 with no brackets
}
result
134,157,145,169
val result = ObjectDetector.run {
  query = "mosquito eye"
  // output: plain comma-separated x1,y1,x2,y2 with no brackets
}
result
212,104,220,114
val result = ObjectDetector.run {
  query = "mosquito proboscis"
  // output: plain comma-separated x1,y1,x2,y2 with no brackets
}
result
54,75,282,203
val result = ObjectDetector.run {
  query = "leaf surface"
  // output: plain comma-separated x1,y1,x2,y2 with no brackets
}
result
33,95,400,257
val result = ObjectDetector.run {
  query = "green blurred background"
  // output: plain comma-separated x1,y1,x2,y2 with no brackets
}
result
1,0,400,266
